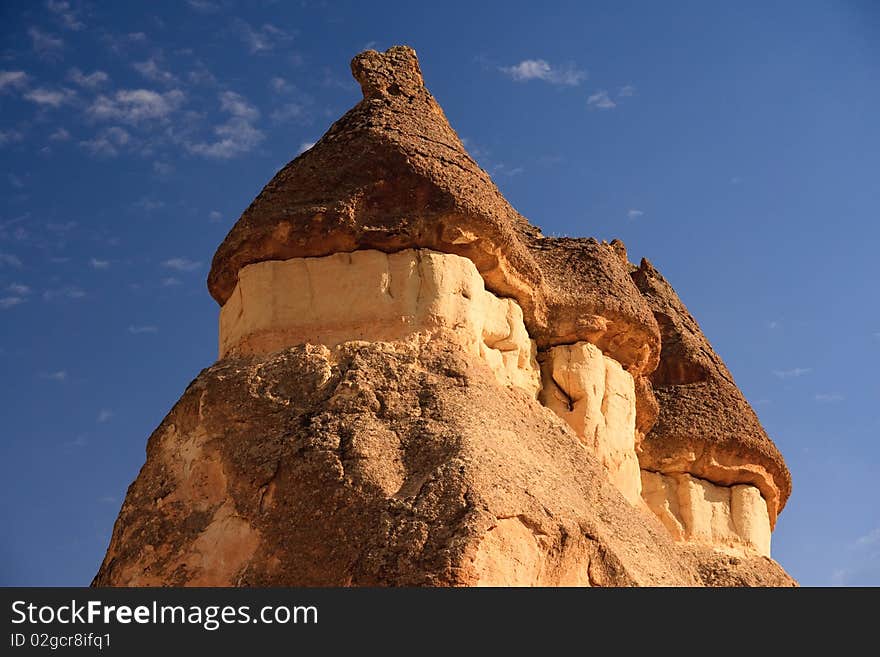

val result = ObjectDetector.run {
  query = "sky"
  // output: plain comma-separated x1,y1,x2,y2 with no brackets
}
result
1,0,878,587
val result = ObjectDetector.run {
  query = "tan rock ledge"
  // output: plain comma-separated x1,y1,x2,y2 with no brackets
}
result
641,470,771,557
219,248,540,397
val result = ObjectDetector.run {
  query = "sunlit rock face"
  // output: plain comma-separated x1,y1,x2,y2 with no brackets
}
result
219,249,540,397
95,45,795,588
538,342,642,505
640,471,771,557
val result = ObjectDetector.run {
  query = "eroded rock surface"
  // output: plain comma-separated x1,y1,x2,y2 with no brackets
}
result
96,45,794,587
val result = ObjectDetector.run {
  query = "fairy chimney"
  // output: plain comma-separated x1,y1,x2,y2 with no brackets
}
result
93,46,794,587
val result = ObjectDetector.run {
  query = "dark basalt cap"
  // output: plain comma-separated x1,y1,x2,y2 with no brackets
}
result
207,46,660,373
631,259,791,523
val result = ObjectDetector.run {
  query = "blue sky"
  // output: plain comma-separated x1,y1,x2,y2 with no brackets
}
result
1,1,878,586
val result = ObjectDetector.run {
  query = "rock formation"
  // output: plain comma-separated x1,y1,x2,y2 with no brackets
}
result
94,46,794,587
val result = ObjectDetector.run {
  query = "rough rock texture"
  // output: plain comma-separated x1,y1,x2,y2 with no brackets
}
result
96,46,794,587
631,259,791,524
94,342,791,587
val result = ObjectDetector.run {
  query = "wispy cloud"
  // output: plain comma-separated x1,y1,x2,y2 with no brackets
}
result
42,286,86,301
208,210,222,222
0,130,25,146
7,283,31,296
767,320,780,329
814,393,844,403
128,325,158,334
270,103,305,123
627,209,644,220
161,276,181,286
188,91,263,159
297,141,315,155
47,1,84,31
219,90,259,120
772,367,811,379
67,68,109,89
133,59,178,84
617,84,636,97
41,370,68,381
0,296,25,309
187,0,221,12
128,326,159,335
96,409,113,423
162,257,202,271
49,127,71,141
234,20,292,54
269,76,291,93
87,89,184,124
0,71,29,92
24,87,74,108
0,253,23,267
80,126,130,157
587,90,616,110
500,59,586,86
89,257,110,269
28,27,64,57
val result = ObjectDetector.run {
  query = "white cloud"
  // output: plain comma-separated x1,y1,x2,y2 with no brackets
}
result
189,91,263,159
162,257,202,271
814,393,844,403
80,126,130,157
0,130,25,146
234,20,292,54
88,89,184,124
0,296,25,309
7,283,31,295
28,27,64,56
24,87,74,107
270,77,291,93
270,102,305,123
97,409,113,423
0,70,28,91
49,127,71,141
128,325,158,334
0,253,23,267
220,91,259,120
133,197,165,212
42,370,68,381
587,90,616,110
500,59,586,86
772,367,812,379
297,141,315,155
627,209,644,219
42,285,85,301
187,0,221,11
152,160,174,175
855,528,880,548
617,84,636,97
767,320,779,329
209,210,222,222
47,1,84,31
161,276,181,286
89,257,110,269
67,68,109,89
133,59,177,84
